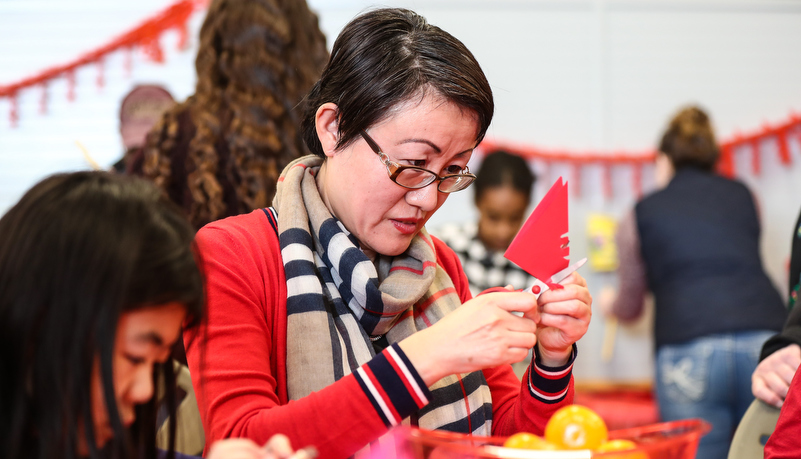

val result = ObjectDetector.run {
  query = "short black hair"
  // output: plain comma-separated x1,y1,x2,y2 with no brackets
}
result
473,150,535,205
301,8,494,157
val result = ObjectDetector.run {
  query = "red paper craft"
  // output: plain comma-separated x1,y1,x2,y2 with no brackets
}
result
504,177,570,289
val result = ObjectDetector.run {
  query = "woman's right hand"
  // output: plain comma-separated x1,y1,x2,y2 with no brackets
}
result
399,291,539,385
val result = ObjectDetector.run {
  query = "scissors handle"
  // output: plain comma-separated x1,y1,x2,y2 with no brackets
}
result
524,257,588,296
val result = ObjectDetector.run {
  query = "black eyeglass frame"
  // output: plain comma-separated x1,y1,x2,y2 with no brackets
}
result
359,130,476,193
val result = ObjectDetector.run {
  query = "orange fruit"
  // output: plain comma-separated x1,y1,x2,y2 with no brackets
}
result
595,439,649,459
503,432,560,450
544,405,608,450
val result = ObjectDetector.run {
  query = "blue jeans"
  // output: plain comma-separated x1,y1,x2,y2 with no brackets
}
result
655,330,775,459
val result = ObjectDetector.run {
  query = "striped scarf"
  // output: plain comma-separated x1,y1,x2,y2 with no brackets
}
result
272,155,493,436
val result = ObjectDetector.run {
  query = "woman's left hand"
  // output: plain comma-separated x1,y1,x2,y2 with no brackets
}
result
526,272,592,366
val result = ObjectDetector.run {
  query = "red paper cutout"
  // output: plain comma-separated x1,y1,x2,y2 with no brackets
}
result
504,177,570,289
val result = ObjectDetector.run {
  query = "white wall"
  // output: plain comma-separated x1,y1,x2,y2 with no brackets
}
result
3,0,801,381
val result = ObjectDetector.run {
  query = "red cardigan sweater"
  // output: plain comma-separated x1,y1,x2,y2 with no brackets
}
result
185,209,575,459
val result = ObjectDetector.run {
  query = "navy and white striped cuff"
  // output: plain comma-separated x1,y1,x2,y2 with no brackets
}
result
528,344,577,404
353,343,432,427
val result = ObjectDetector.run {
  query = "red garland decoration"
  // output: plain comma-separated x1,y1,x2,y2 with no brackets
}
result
751,139,762,176
39,83,48,115
602,162,613,199
1,0,796,200
572,163,582,198
0,0,205,124
66,70,76,102
9,93,19,128
717,142,736,178
96,57,105,90
631,160,643,198
124,46,134,78
480,111,801,198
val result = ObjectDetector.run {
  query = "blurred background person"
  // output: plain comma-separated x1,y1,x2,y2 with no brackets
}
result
600,105,787,459
434,150,536,296
113,84,176,172
129,0,329,229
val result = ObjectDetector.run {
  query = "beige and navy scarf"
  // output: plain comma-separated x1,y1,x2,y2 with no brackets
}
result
272,155,492,437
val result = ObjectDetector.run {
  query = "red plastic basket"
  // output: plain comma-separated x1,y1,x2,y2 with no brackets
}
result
386,419,710,459
602,419,711,459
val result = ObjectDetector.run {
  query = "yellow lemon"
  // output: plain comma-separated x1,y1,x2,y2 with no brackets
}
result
595,439,649,459
503,432,560,450
544,405,608,450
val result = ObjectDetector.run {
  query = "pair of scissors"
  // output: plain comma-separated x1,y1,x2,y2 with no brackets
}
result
480,257,587,297
522,257,588,297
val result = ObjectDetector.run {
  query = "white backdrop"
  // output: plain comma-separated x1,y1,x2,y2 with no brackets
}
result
2,0,801,381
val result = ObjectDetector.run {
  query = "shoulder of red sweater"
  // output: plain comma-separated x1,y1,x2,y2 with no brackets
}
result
197,208,277,247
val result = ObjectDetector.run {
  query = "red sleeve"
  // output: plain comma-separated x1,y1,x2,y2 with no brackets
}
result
488,347,576,436
184,211,430,459
765,365,801,458
430,236,575,436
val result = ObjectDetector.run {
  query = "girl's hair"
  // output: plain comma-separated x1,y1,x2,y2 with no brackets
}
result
301,8,494,157
141,0,328,229
658,105,719,171
0,171,204,459
473,150,535,205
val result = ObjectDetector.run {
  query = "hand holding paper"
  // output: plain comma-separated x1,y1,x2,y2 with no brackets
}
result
502,177,592,366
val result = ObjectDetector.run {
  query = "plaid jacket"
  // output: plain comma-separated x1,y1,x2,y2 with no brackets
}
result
433,222,532,296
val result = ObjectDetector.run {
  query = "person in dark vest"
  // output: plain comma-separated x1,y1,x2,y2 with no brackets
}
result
601,105,786,459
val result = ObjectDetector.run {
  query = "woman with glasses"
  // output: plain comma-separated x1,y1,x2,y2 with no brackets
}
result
184,8,592,459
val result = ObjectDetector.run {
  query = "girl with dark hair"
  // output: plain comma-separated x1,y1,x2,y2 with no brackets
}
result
130,0,329,230
186,8,592,459
436,150,536,295
602,106,786,459
0,171,303,459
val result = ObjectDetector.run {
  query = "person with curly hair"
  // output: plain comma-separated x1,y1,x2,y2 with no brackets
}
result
129,0,328,230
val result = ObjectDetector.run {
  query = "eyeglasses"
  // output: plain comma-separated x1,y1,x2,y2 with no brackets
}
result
360,130,476,193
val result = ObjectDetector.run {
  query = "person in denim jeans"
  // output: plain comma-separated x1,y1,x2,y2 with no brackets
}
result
601,106,786,459
657,330,777,457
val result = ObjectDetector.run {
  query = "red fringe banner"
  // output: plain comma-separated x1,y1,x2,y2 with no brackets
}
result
39,83,48,115
1,0,796,200
480,111,801,198
572,163,582,198
602,162,613,199
631,162,643,198
0,0,205,121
